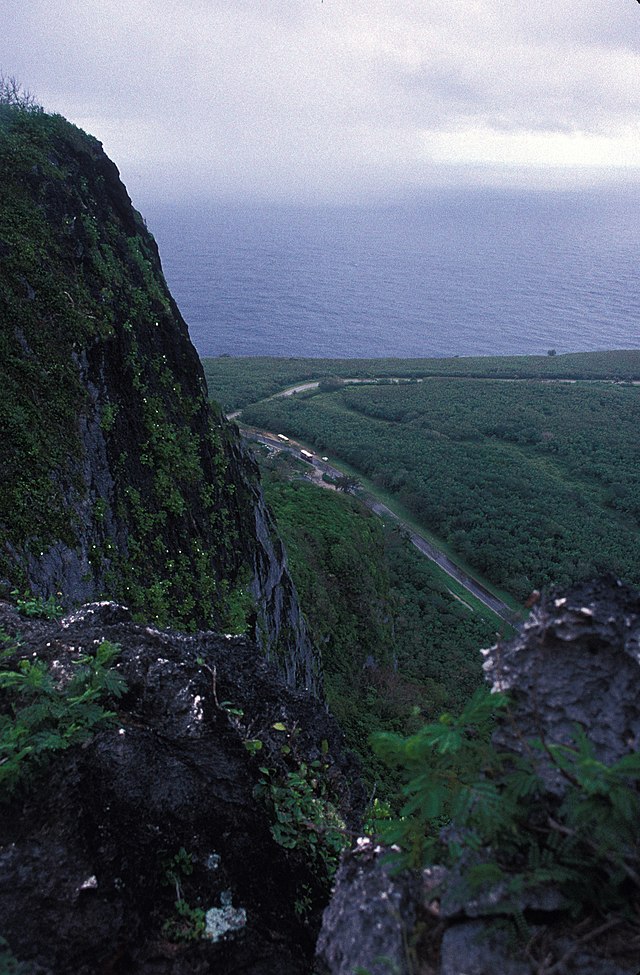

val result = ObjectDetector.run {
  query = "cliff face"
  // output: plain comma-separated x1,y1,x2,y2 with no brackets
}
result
0,105,319,692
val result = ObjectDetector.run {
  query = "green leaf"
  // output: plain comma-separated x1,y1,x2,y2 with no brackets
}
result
243,739,263,753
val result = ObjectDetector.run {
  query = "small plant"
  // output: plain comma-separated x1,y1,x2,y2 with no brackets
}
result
160,848,207,942
11,589,63,620
220,572,255,636
0,639,126,792
256,758,348,881
162,847,195,900
161,899,206,943
100,402,119,434
293,882,313,919
363,796,393,836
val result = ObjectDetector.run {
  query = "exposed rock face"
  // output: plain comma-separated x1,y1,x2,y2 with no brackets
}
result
483,575,640,788
0,105,318,691
316,579,640,975
249,480,320,692
315,840,421,975
0,600,361,974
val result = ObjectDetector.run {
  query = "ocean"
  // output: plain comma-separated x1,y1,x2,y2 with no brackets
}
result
141,188,640,359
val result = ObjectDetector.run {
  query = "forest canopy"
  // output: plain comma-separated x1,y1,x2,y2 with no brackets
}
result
238,373,640,601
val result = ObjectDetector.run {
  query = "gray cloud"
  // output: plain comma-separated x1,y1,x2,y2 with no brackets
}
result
3,0,640,201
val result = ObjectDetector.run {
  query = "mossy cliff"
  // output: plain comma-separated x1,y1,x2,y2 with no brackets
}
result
0,105,318,691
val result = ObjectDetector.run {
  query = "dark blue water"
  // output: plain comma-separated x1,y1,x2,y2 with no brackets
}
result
141,189,640,358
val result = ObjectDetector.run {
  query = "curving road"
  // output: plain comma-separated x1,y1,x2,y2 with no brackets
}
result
243,429,520,627
227,371,635,628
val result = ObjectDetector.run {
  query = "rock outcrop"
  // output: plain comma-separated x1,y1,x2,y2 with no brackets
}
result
0,104,319,692
316,578,640,975
0,600,362,974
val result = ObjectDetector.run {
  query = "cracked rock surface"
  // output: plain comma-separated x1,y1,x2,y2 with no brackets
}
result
0,600,362,974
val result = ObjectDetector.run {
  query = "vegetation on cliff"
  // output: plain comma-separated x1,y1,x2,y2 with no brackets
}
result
259,454,497,784
0,102,262,631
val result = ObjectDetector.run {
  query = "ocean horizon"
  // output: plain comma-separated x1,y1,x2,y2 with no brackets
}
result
141,187,640,360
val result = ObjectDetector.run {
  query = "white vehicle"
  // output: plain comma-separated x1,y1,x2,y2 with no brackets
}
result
300,449,314,460
277,434,289,442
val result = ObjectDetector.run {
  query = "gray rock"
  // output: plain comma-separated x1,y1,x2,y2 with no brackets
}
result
319,580,640,975
483,577,640,792
316,841,420,975
440,921,533,975
0,600,363,974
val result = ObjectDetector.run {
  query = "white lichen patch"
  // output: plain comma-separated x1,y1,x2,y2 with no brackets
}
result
61,602,121,628
191,694,204,723
205,891,247,942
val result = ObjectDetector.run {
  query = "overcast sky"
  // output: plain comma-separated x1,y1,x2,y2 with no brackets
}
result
4,0,640,203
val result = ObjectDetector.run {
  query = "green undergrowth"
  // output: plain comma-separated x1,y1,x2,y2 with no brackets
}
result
256,757,348,885
374,687,640,924
10,590,63,620
0,628,126,795
259,455,496,791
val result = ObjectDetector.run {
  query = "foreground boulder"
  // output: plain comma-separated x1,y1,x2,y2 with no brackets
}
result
317,578,640,975
0,600,362,974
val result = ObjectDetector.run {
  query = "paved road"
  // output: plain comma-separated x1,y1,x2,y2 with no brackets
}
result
243,429,520,627
230,377,426,419
367,500,518,625
227,372,633,626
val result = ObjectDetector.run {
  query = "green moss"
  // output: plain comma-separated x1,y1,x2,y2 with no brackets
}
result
0,105,255,629
219,570,255,635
